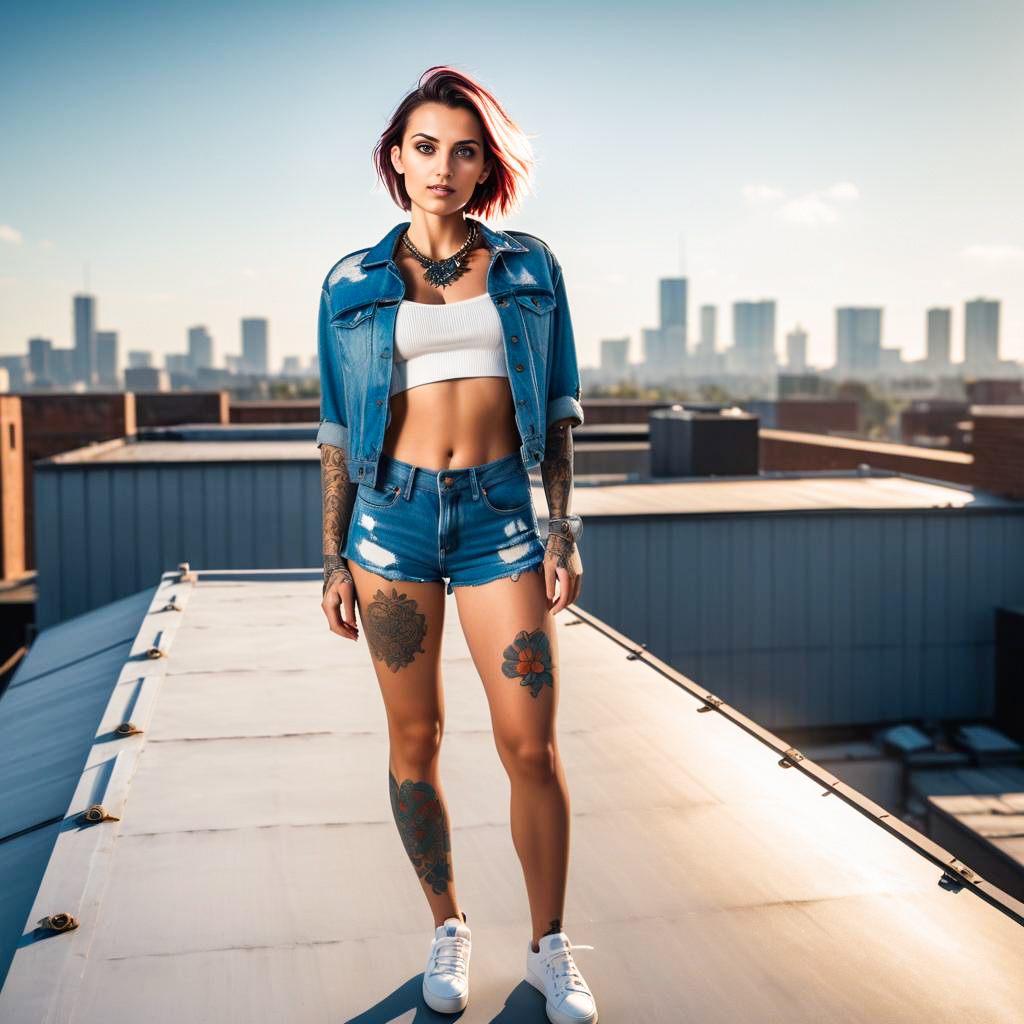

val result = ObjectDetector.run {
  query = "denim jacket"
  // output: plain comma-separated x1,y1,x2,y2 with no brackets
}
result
316,219,584,488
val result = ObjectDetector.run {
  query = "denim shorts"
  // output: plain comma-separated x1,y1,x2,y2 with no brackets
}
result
342,451,546,595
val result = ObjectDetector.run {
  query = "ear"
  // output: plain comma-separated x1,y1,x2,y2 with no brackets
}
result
390,142,404,176
478,158,493,185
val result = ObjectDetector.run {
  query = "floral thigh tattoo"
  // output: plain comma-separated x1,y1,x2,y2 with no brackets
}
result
501,628,554,698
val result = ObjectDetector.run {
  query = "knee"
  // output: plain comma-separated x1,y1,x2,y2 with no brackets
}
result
504,738,557,783
391,720,442,768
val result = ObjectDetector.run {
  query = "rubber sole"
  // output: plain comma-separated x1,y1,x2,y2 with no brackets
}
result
422,980,469,1014
525,967,599,1024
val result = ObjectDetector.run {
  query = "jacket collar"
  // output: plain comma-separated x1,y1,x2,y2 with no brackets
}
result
360,218,528,269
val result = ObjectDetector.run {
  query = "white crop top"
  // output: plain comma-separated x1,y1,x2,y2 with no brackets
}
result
389,292,507,397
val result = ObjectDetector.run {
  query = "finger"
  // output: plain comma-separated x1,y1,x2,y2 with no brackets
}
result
552,567,569,614
545,559,556,606
341,584,360,637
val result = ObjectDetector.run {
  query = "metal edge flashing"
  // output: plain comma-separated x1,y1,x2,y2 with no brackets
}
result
564,601,1024,930
0,563,198,1021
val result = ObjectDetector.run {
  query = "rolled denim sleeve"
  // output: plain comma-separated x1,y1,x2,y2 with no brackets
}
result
546,255,584,428
315,285,350,451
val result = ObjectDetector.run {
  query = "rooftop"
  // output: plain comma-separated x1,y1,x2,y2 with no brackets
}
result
1,567,1023,1019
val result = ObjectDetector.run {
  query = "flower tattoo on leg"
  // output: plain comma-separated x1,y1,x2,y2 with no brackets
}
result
501,628,554,698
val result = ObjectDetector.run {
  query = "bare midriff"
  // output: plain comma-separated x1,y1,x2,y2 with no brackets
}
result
382,376,520,471
381,234,520,472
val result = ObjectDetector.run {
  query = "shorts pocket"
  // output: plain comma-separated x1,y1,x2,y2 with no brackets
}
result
479,471,532,515
358,481,403,509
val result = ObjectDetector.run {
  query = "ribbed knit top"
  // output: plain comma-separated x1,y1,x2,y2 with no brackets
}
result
390,292,507,397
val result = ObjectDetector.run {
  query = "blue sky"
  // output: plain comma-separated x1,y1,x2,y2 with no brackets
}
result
2,0,1022,372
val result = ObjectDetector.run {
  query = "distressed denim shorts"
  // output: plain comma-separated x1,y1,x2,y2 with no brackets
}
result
342,451,546,595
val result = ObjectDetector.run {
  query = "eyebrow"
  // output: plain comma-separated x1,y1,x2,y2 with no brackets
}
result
411,133,480,145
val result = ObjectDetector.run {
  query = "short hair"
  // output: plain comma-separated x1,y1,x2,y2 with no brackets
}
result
373,65,535,220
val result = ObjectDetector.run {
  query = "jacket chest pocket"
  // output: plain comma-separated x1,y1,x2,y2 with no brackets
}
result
331,300,378,363
513,290,556,358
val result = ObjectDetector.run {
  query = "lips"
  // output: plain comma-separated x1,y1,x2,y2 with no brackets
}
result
429,186,454,194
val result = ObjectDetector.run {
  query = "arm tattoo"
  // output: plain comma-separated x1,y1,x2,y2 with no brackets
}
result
321,443,357,595
540,421,579,571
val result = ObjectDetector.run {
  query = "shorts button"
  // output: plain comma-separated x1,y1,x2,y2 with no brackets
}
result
515,364,524,372
443,476,454,486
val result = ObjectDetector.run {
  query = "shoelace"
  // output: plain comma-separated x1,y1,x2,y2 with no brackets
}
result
544,943,594,995
430,934,470,976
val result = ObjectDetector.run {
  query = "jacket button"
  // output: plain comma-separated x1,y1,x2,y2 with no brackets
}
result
510,335,518,344
498,297,508,307
358,467,364,476
380,350,389,358
515,364,524,372
532,297,540,307
376,399,383,405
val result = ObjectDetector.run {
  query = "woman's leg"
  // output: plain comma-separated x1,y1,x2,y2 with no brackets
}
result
453,567,569,951
348,561,465,929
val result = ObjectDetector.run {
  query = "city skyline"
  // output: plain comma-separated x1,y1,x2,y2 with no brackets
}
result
2,0,1023,371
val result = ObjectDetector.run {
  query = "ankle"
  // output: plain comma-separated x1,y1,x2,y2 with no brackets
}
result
434,909,468,928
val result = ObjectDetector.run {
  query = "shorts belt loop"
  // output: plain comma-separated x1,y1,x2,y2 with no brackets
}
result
403,466,417,500
469,466,480,500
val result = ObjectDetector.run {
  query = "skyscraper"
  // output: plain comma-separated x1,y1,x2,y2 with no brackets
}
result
698,305,716,355
732,300,777,376
836,307,882,375
786,325,808,373
94,330,118,387
73,294,96,385
658,277,687,372
188,326,214,371
964,298,1000,373
241,318,268,375
926,308,951,370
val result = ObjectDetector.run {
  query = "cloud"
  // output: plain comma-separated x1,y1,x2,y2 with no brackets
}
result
0,225,23,244
742,185,785,205
961,243,1024,264
741,180,861,225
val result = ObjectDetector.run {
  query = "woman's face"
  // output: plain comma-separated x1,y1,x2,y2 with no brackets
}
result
391,101,491,215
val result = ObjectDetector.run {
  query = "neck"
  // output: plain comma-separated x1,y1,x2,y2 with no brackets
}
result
405,211,473,259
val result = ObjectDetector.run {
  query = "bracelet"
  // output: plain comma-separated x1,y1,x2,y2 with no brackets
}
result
323,554,351,594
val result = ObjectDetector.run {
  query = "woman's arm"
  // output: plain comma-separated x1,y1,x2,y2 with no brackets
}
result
540,419,583,613
320,442,360,639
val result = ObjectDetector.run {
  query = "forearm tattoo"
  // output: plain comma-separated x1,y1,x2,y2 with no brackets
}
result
321,443,357,595
365,587,428,671
540,421,573,521
389,770,453,895
540,421,580,571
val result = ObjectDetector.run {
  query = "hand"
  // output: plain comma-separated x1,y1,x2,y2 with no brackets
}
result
322,566,359,640
543,534,582,614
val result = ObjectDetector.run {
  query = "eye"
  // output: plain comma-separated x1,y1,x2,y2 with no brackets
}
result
415,142,435,154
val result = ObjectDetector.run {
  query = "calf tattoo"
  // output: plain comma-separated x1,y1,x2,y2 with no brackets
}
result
365,587,427,671
389,771,452,895
501,628,554,698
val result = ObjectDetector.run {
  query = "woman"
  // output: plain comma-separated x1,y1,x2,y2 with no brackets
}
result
318,65,595,1024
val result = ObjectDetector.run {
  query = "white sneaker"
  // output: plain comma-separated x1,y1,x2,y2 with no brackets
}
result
422,913,471,1013
526,931,598,1024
